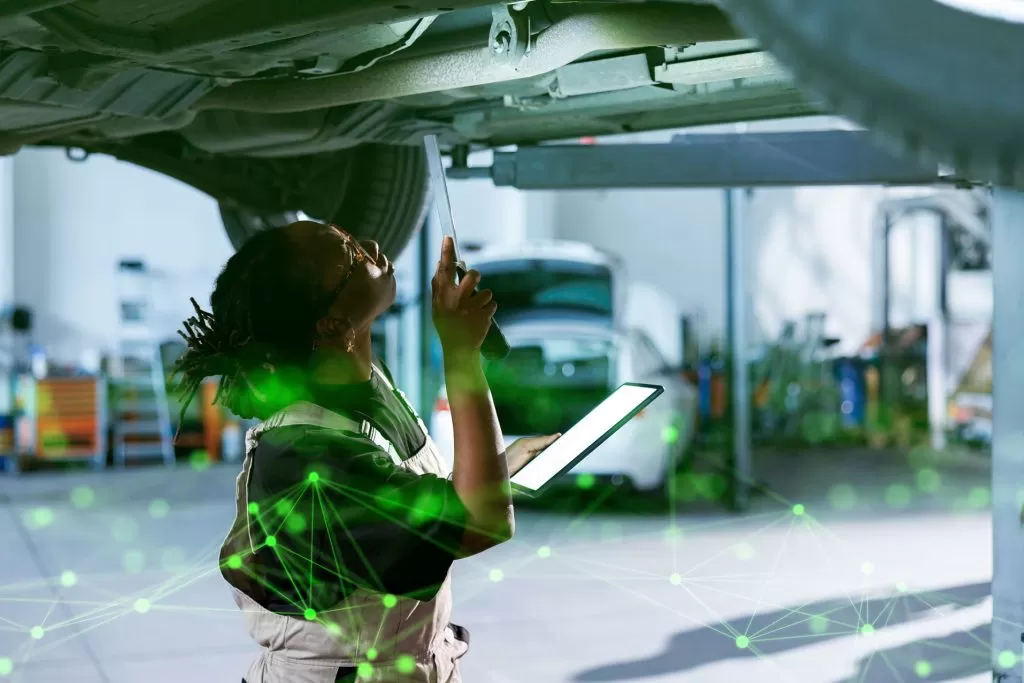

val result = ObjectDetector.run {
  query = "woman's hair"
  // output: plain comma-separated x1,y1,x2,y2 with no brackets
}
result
174,225,333,422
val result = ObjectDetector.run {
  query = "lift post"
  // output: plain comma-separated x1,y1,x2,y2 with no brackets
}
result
991,188,1024,683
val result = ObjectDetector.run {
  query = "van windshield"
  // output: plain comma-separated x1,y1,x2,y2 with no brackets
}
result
485,335,613,435
475,259,613,320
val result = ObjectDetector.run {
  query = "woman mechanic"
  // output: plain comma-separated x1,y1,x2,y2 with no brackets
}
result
174,222,558,683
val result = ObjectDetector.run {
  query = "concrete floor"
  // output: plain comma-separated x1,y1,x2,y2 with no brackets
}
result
0,448,994,683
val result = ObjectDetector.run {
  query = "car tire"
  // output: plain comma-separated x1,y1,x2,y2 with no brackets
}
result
720,0,1024,186
218,143,432,258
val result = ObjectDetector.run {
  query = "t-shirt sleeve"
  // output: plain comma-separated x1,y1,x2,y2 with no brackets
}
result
249,426,466,607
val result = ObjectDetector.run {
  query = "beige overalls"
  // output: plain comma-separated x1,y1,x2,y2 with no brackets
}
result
219,365,469,683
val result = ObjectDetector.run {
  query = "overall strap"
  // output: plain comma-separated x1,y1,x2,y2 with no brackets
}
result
371,364,429,436
247,401,402,466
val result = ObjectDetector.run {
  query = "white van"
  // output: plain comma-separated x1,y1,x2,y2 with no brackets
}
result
428,241,696,494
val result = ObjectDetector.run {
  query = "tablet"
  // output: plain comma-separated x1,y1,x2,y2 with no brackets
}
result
510,382,665,495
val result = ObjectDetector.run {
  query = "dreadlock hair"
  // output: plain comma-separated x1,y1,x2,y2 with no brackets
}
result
174,225,333,423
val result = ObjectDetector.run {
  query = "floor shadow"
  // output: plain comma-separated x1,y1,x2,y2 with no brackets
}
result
572,581,990,682
837,623,989,682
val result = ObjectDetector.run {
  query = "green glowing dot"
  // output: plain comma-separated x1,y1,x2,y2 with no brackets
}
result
111,517,140,543
286,513,308,534
148,499,170,519
0,657,11,676
226,554,242,570
325,623,342,636
661,425,680,444
489,569,504,582
861,561,874,575
123,550,146,574
792,504,805,516
28,507,55,528
264,535,277,548
662,525,683,543
999,650,1018,669
969,487,991,508
916,468,941,493
734,543,756,561
735,635,750,649
696,473,728,500
410,491,445,526
395,655,415,674
576,473,596,490
896,582,909,593
59,571,77,587
885,484,913,509
808,615,829,634
915,660,932,678
860,624,875,636
357,663,373,678
133,599,151,614
307,471,320,484
29,627,44,640
382,594,397,609
828,484,858,511
247,502,260,515
189,450,211,472
274,499,292,517
303,608,317,621
366,647,378,661
669,573,682,585
537,546,551,558
70,486,95,509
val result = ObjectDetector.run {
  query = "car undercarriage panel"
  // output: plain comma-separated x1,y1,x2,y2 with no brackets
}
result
0,0,821,160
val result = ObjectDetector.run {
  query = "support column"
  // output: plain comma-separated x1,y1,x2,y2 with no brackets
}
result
992,188,1024,683
725,187,751,511
0,157,12,311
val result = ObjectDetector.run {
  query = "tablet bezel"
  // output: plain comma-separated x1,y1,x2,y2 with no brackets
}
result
510,382,665,497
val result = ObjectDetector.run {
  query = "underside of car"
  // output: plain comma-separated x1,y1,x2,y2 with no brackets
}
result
0,0,820,254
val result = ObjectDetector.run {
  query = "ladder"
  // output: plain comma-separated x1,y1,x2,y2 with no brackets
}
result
111,259,175,468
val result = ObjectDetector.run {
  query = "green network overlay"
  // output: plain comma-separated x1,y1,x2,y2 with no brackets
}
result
0,401,1007,680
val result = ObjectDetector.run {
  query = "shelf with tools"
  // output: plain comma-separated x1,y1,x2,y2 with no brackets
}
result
5,375,108,473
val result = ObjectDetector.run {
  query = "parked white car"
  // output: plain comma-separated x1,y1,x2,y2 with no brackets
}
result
430,319,696,494
429,241,696,494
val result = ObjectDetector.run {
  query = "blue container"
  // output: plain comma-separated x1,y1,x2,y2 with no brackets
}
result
835,358,866,428
697,360,713,420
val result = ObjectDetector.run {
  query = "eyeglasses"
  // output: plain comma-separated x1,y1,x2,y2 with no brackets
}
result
323,227,367,308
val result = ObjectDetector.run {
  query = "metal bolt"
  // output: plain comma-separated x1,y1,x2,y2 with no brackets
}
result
492,29,511,54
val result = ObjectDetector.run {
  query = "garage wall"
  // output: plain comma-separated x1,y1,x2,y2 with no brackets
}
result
546,119,968,358
555,187,726,350
12,148,233,365
447,150,556,246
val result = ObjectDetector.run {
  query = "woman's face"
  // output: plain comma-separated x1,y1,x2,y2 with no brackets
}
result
288,221,397,346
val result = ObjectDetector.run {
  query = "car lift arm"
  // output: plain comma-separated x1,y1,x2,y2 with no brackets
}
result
448,130,966,190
